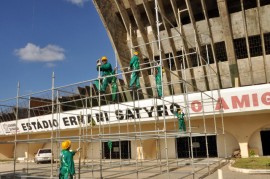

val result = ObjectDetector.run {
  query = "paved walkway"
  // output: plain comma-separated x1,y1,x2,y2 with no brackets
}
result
205,163,270,179
1,160,270,179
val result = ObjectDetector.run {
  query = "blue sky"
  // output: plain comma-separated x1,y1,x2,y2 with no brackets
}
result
0,0,115,99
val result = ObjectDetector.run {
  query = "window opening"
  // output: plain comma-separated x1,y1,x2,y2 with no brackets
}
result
234,38,248,59
248,35,262,57
214,41,228,62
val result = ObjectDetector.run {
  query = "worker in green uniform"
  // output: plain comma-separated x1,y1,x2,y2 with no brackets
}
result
59,140,81,179
94,56,117,101
110,71,117,101
155,66,164,98
129,51,140,89
174,109,186,132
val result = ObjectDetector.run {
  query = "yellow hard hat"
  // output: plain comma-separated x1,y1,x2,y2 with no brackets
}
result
134,51,139,55
101,56,107,61
62,140,71,150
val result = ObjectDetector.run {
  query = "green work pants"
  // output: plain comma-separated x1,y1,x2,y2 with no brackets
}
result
178,119,186,132
129,71,140,88
156,75,162,97
59,172,74,179
94,76,117,101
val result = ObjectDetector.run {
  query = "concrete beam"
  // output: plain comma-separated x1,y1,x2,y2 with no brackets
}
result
240,0,254,85
185,0,210,91
201,0,222,89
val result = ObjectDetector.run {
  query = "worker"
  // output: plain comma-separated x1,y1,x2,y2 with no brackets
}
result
129,51,140,89
155,66,164,98
94,56,117,101
59,140,81,179
174,109,186,132
110,69,117,101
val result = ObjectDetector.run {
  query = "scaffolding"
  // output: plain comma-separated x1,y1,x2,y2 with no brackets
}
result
0,1,227,178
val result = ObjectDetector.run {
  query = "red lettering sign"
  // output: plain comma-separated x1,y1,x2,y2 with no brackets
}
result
262,92,270,105
252,93,259,107
231,95,250,109
191,100,202,112
215,98,229,110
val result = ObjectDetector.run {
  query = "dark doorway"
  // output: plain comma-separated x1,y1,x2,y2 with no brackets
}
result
260,130,270,155
103,141,131,159
176,135,218,158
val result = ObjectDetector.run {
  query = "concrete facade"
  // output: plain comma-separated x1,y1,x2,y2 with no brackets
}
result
92,0,270,89
0,112,269,160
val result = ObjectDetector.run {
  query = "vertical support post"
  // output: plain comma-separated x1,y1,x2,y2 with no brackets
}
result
211,90,219,158
116,98,122,168
78,112,82,179
201,92,210,174
98,62,103,179
218,169,223,179
51,72,55,178
136,89,143,167
132,89,139,179
115,49,118,70
206,44,209,64
217,0,240,87
169,53,172,71
89,82,94,178
56,90,61,167
240,0,254,85
130,23,133,56
217,82,227,158
182,59,195,178
155,0,169,176
194,29,200,66
13,82,20,176
153,96,162,172
256,0,269,83
26,96,31,175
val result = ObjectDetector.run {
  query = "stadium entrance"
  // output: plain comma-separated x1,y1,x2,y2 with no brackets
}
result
260,130,270,156
103,141,131,159
176,135,218,158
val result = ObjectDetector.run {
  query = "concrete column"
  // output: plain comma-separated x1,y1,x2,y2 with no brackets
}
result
239,142,249,158
217,0,240,87
136,146,144,160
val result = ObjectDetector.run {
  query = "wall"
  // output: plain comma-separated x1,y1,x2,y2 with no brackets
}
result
1,111,270,160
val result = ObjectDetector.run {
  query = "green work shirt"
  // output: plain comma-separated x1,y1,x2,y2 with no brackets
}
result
97,62,113,76
129,55,140,70
60,149,76,176
156,67,162,80
174,111,185,120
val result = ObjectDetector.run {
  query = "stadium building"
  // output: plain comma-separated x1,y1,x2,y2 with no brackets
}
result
0,0,270,178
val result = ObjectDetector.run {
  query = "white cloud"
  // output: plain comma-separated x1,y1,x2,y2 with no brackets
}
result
65,0,90,6
15,43,65,62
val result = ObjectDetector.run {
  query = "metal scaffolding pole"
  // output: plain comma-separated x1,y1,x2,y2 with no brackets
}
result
13,82,20,176
155,0,170,177
50,72,55,178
